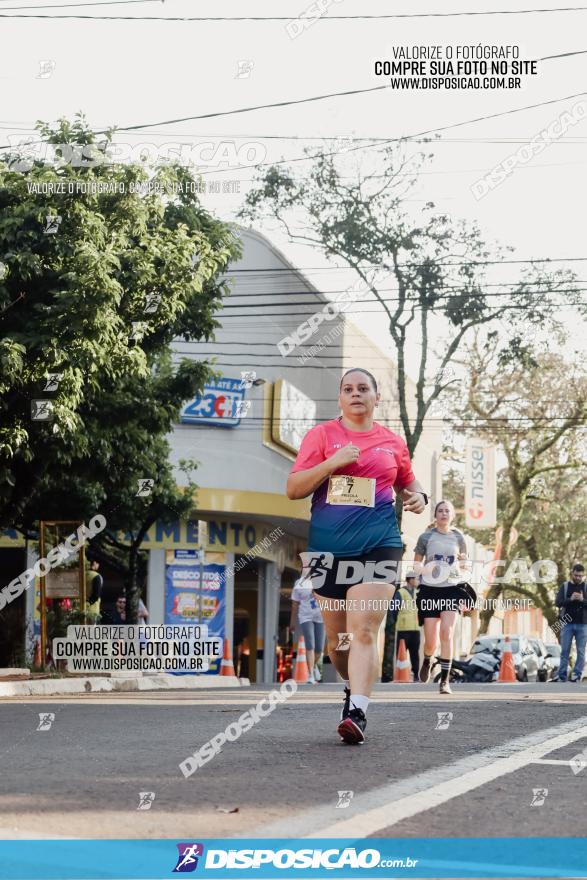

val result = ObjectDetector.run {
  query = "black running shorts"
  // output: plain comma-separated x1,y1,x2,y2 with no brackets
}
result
416,583,476,625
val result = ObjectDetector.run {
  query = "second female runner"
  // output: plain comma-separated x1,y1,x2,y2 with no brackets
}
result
414,500,475,694
287,368,427,744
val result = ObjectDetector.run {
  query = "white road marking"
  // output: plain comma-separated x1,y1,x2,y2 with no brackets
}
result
253,715,587,839
530,757,576,765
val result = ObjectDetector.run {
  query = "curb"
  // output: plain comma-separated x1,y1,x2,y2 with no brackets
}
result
0,668,30,680
0,674,245,697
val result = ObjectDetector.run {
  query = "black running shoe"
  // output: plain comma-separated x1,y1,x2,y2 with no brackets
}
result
340,686,351,721
337,706,367,744
419,656,433,683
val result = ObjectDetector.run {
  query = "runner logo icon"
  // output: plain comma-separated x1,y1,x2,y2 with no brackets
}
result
299,552,334,588
530,788,548,806
336,633,353,651
336,790,354,808
173,843,204,872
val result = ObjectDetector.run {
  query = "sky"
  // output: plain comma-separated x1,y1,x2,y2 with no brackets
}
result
2,0,586,375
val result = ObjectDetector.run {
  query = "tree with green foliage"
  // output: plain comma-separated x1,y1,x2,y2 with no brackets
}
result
0,116,240,629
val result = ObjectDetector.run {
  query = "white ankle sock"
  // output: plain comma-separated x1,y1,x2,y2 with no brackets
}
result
343,679,350,689
350,694,369,713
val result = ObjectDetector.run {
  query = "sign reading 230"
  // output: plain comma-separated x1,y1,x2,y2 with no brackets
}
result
180,378,246,428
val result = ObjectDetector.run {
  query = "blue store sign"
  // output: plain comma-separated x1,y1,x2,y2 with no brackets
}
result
181,377,246,427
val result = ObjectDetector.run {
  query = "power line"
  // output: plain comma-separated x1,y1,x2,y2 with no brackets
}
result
2,82,586,163
4,123,587,144
222,277,587,288
70,87,587,135
214,305,587,317
174,335,584,351
200,88,587,177
3,4,587,18
186,81,587,180
207,281,587,308
223,277,587,286
0,85,384,149
221,256,587,272
94,86,392,132
540,48,587,60
202,289,587,309
175,352,586,365
184,343,587,362
0,0,154,6
197,157,587,179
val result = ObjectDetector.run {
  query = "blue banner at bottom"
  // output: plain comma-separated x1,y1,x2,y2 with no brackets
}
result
0,838,586,880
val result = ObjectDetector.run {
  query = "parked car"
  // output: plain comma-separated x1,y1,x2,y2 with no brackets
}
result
529,638,551,682
544,643,561,679
470,635,540,682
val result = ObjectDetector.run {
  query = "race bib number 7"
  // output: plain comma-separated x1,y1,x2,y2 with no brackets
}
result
327,475,375,507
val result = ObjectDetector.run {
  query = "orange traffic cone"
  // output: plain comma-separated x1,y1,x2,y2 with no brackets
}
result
220,639,236,676
394,638,412,682
498,635,518,682
294,635,309,683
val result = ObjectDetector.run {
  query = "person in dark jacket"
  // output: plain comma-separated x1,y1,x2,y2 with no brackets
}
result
100,580,123,625
554,563,587,682
86,560,103,613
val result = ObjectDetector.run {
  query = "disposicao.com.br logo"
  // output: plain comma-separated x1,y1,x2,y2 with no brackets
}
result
186,846,418,871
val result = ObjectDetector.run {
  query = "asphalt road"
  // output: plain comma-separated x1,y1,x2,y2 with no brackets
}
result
0,682,586,841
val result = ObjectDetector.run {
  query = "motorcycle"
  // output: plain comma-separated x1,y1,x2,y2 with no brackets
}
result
433,646,501,683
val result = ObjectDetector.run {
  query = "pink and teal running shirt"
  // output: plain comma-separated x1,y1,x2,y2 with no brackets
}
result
290,418,415,556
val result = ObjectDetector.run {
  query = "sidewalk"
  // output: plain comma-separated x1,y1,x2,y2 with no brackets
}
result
0,673,247,698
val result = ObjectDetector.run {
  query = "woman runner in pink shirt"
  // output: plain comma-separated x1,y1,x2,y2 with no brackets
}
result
287,369,427,744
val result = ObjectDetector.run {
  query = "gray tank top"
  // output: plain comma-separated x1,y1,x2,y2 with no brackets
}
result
414,528,467,588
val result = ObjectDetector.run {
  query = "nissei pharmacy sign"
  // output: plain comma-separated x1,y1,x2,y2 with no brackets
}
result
181,377,245,427
465,440,497,529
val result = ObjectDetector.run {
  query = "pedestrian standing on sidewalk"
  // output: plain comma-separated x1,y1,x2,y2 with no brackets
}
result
553,563,587,682
86,559,103,616
112,595,126,624
391,571,420,681
414,501,475,695
289,576,325,684
287,368,427,744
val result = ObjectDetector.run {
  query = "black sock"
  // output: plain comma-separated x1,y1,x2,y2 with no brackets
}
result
439,657,452,683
